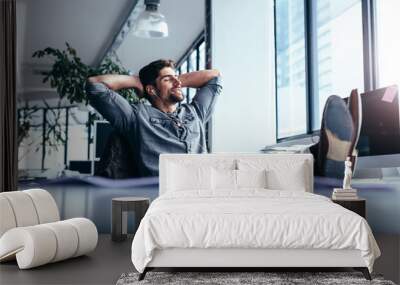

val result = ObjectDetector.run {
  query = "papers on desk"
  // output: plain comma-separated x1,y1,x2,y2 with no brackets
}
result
261,144,314,154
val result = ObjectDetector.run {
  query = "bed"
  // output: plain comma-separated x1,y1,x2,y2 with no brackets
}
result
131,153,380,280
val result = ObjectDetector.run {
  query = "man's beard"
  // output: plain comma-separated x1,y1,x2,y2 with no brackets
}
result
170,89,184,103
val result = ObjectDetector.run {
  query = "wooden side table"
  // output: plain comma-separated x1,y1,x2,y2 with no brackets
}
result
112,197,150,242
332,198,366,218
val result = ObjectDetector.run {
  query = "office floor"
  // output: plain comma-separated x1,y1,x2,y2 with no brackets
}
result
0,235,133,285
1,234,399,285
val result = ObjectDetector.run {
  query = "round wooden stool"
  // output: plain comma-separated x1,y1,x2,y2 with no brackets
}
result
111,197,150,241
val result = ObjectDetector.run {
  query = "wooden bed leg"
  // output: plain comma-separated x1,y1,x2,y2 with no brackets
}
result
138,268,148,281
354,267,371,280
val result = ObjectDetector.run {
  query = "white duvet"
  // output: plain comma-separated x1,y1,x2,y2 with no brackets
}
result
131,190,380,273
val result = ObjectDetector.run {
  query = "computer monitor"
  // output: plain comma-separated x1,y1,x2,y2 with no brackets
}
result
357,85,400,156
69,160,92,174
354,85,400,177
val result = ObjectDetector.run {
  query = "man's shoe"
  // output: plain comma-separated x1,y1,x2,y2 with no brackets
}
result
318,95,355,178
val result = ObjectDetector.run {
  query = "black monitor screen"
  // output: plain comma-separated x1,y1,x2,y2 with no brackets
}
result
95,121,113,159
357,85,400,156
69,160,92,174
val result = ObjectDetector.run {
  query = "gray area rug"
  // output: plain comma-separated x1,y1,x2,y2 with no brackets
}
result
116,271,396,285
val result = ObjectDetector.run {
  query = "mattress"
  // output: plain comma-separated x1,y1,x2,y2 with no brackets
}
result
131,190,380,273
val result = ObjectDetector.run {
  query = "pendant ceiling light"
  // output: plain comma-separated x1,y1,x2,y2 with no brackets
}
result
132,0,168,38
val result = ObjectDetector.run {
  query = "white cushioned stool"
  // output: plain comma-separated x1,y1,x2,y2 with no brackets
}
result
0,189,98,269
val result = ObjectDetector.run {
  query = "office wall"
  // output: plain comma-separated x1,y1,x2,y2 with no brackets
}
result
211,0,276,152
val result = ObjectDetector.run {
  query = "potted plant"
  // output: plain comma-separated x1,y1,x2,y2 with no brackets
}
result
19,43,139,171
32,42,140,105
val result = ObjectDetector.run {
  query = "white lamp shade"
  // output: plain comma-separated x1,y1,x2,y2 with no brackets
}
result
133,10,168,38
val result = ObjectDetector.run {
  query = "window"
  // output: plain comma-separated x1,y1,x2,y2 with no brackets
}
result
376,0,400,88
199,41,206,69
179,61,188,99
275,0,365,139
312,0,364,130
18,108,43,171
187,50,198,100
44,107,67,169
275,0,307,138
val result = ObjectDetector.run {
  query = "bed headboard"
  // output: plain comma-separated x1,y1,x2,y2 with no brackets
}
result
159,153,314,195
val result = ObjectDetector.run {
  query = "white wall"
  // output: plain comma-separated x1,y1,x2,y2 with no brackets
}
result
211,0,276,152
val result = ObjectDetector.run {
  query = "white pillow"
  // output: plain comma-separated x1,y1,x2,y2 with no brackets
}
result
236,169,268,189
167,163,211,191
237,158,309,192
211,168,236,190
266,162,307,191
211,169,268,190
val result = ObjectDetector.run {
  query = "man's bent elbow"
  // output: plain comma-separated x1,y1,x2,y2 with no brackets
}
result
85,77,105,100
87,76,100,84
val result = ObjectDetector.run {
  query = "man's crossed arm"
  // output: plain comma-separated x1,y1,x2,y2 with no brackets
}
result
179,69,220,88
87,74,144,94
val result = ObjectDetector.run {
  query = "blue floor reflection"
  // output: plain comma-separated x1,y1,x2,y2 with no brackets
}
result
314,176,400,234
19,176,400,234
19,178,159,233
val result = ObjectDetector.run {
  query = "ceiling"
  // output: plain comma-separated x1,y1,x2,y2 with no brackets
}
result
116,0,205,74
17,0,205,102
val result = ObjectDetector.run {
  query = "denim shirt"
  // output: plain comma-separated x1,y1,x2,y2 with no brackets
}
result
86,76,222,177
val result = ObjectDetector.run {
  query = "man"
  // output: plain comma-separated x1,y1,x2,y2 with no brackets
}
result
86,59,221,177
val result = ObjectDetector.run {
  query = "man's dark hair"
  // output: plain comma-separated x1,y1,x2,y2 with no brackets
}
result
139,59,175,98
